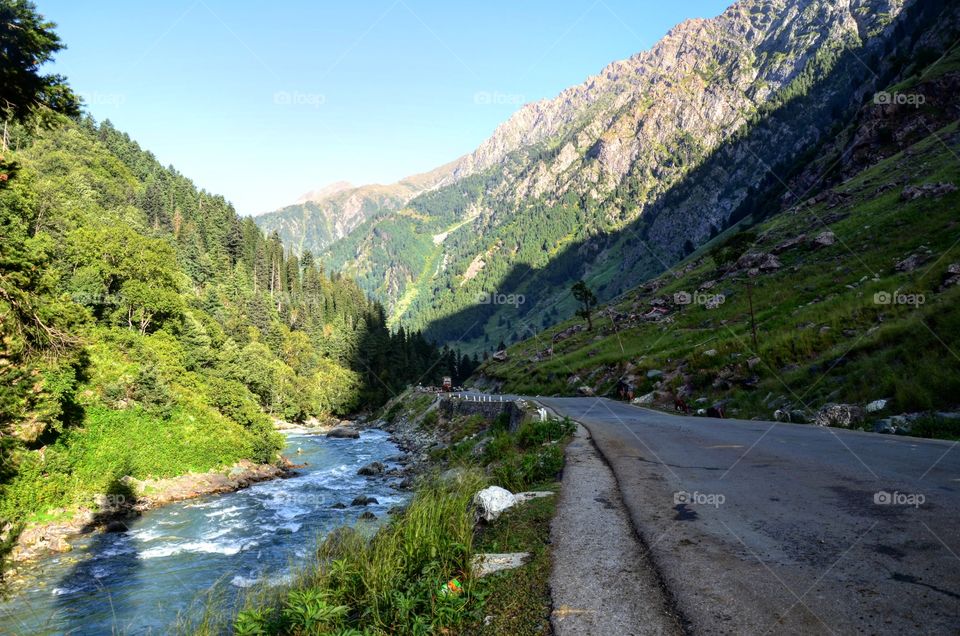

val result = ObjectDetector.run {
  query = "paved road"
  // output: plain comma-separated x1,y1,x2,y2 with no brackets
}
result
535,397,960,635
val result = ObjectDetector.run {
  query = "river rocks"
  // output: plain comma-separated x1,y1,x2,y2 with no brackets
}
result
473,486,517,522
351,495,379,506
10,459,288,564
330,502,347,509
814,403,865,428
358,511,377,521
104,520,129,533
357,461,386,476
327,427,360,439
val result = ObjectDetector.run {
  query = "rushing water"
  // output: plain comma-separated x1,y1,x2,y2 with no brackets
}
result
0,428,406,635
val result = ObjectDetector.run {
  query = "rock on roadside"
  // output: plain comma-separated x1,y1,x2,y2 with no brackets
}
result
473,486,517,522
814,403,865,428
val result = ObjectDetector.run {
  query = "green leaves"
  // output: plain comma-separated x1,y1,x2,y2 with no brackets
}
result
0,0,80,124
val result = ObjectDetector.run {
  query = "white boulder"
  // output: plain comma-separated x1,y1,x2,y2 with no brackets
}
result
473,486,517,522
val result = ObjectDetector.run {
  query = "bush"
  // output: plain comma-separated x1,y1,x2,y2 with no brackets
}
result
492,445,566,493
515,417,575,449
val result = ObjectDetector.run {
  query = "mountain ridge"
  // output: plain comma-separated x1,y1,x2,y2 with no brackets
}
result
257,0,914,353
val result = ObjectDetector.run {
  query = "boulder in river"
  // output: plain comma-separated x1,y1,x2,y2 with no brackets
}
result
358,511,377,521
351,495,379,506
330,502,347,510
327,427,360,439
357,461,386,476
104,520,129,533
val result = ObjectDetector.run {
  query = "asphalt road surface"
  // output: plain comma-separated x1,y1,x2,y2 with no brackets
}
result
533,397,960,635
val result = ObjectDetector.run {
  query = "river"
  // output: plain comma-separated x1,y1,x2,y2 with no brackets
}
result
0,428,406,635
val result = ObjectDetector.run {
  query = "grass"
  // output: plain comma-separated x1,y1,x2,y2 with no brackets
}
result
469,482,559,636
480,122,960,429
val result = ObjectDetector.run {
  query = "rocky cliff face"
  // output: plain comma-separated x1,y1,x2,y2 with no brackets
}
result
264,0,925,350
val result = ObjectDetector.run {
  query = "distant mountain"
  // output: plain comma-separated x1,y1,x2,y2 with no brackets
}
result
254,159,460,255
263,0,924,352
295,180,353,204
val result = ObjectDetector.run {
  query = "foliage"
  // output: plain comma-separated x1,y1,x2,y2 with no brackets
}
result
0,0,80,123
571,280,598,330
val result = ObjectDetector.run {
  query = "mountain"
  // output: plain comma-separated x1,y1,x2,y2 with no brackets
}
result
477,29,960,428
253,159,460,255
295,180,354,204
268,0,927,354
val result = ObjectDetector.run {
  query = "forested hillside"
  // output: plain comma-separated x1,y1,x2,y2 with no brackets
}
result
0,3,475,545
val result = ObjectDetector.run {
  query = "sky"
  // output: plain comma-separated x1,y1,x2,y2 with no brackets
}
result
39,0,733,216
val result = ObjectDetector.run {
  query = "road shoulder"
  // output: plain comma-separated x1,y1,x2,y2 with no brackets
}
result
549,422,683,635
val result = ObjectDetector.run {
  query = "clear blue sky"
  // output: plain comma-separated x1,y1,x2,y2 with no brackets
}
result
39,0,733,216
